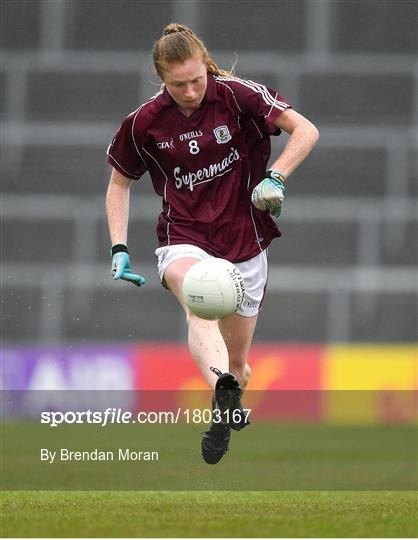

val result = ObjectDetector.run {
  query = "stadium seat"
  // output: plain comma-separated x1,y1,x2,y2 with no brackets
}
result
300,73,414,126
3,219,74,262
269,221,358,265
200,0,306,51
2,145,110,194
27,71,140,122
289,147,387,196
2,286,43,340
63,286,181,341
0,0,41,50
332,0,417,53
65,0,173,50
2,0,416,344
258,291,329,341
350,292,418,341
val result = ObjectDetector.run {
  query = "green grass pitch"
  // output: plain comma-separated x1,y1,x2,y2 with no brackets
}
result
1,490,417,537
2,420,417,536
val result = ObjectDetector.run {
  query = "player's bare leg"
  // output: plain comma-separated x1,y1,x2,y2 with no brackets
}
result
163,257,253,464
163,257,229,390
202,312,255,434
218,312,257,391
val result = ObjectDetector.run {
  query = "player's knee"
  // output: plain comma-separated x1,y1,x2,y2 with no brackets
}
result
185,309,217,330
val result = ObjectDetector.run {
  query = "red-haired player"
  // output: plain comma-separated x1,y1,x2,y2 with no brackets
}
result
106,23,319,464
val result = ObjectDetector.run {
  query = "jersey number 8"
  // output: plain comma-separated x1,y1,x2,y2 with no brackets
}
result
188,140,200,154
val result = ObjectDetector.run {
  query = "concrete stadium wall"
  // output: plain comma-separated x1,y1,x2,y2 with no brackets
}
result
2,0,417,343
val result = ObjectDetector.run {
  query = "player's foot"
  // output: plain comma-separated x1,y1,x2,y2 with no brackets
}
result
210,366,250,431
201,397,231,464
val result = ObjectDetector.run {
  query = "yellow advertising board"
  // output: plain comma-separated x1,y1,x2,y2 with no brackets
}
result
323,345,418,423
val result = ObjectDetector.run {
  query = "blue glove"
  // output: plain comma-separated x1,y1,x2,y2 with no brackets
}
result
251,169,286,218
111,251,145,287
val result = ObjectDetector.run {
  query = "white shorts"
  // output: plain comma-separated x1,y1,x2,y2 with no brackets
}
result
155,244,268,317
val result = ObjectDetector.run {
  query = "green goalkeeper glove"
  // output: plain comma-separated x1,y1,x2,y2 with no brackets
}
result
111,245,145,287
251,169,286,218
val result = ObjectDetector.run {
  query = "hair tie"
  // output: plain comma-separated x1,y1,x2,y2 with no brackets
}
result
163,24,191,37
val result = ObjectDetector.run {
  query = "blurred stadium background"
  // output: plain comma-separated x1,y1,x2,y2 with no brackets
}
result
1,0,417,400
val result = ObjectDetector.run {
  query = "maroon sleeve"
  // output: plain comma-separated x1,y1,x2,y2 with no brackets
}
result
106,111,148,180
227,77,291,136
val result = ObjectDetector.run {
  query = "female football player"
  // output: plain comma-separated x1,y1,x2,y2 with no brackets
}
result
106,23,319,464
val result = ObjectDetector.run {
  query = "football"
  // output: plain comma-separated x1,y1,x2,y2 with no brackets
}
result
182,258,245,320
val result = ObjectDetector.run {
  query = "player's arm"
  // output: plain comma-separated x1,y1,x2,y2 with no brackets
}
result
251,109,319,217
106,168,145,287
270,108,319,177
106,168,131,246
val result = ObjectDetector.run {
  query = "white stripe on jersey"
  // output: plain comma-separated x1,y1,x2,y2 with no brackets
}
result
234,77,289,110
214,80,244,113
249,205,263,253
218,75,288,110
130,117,148,169
250,118,263,139
215,75,289,113
108,92,163,175
132,89,172,243
130,89,164,169
216,75,284,112
108,154,142,179
140,145,173,243
141,146,168,183
127,89,163,118
265,92,281,122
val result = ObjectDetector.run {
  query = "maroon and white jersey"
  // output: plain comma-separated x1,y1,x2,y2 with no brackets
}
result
107,73,291,262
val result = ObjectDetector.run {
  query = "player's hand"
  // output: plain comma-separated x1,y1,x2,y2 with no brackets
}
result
111,252,145,287
251,170,286,218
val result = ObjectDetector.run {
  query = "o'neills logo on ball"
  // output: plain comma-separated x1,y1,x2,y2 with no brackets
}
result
227,268,245,310
189,294,204,304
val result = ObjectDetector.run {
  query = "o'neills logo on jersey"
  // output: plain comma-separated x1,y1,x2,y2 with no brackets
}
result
174,147,240,191
179,130,203,141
